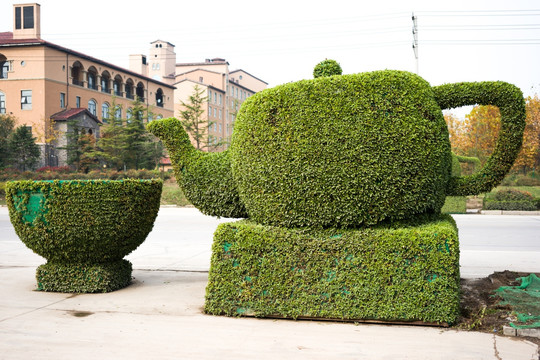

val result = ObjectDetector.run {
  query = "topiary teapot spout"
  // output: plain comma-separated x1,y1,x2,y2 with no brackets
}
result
147,117,247,218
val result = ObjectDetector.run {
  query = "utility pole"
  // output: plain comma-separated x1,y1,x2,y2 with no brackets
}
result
412,12,419,74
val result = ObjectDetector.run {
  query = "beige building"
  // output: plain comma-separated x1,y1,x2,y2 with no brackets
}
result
135,48,268,151
0,3,175,167
171,59,268,151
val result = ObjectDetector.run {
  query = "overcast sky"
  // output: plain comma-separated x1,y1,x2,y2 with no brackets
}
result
2,0,540,107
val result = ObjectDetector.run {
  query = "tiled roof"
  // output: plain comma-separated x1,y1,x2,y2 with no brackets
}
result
0,32,175,89
50,108,101,123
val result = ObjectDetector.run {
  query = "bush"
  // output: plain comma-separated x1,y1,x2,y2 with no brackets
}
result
205,214,460,324
313,59,343,78
483,189,537,211
6,179,162,292
483,201,537,211
490,189,534,202
515,177,540,186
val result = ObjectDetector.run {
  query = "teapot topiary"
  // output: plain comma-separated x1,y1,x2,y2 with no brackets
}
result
148,70,526,229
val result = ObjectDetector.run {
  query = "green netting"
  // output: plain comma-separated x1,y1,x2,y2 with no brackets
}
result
495,274,540,329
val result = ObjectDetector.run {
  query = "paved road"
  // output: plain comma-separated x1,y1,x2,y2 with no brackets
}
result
1,207,539,360
1,207,539,277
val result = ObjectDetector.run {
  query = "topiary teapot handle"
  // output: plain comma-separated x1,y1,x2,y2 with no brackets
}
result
432,81,526,196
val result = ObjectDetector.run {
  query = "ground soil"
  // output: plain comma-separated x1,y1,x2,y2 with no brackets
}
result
456,270,540,346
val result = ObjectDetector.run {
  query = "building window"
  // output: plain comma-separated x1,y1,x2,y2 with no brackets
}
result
199,77,203,83
88,99,97,116
88,72,97,90
219,109,222,120
101,73,110,93
0,58,10,79
219,94,222,105
0,91,5,114
214,93,217,104
21,90,32,110
76,96,81,108
23,6,34,29
156,88,164,107
60,93,66,108
126,107,132,120
208,90,212,101
125,82,134,99
102,103,110,121
115,107,122,120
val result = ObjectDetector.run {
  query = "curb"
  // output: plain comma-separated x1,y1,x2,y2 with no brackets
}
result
503,326,540,339
481,210,540,215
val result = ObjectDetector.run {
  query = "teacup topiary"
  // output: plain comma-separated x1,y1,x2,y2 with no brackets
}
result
6,179,162,293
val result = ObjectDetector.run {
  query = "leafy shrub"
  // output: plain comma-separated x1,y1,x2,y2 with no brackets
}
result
6,179,162,292
490,189,534,201
483,189,537,211
313,59,343,78
483,201,537,211
515,177,540,186
205,214,460,324
441,196,467,214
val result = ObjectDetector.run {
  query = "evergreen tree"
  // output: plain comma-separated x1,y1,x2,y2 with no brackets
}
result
179,85,223,151
124,99,150,169
93,104,127,171
0,114,15,168
8,125,41,171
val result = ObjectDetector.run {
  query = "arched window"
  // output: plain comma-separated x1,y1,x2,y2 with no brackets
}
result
155,88,164,107
0,91,6,113
113,75,123,96
125,79,134,99
0,54,10,79
101,102,110,122
115,106,122,120
88,99,97,116
87,67,98,90
71,61,84,86
126,107,132,120
136,82,145,102
101,71,110,93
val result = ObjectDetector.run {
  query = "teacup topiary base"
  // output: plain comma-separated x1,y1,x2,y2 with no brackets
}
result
36,259,133,293
205,214,460,325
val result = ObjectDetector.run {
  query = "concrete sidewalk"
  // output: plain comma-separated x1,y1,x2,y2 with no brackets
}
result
0,207,538,360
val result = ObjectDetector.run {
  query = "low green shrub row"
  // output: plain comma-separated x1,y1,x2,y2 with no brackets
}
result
441,196,467,214
483,200,538,211
0,168,170,181
205,214,460,324
483,188,540,210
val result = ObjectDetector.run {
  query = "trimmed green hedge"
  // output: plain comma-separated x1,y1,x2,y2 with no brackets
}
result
232,70,452,228
433,81,526,196
205,214,460,324
147,118,247,218
6,179,162,292
483,188,539,211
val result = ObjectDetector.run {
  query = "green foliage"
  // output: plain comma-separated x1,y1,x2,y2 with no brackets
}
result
205,214,460,324
441,196,467,214
0,114,15,169
90,99,164,171
6,179,162,292
147,117,247,218
178,85,222,151
232,70,451,228
8,126,41,171
313,59,343,78
433,81,526,196
483,188,539,210
36,260,132,293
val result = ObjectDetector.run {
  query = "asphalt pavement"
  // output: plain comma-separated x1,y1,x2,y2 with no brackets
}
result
0,207,539,359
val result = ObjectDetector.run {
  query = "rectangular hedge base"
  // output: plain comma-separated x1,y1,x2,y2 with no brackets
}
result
204,214,460,326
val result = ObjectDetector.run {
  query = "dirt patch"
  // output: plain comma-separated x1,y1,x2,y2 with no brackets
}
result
456,270,540,346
